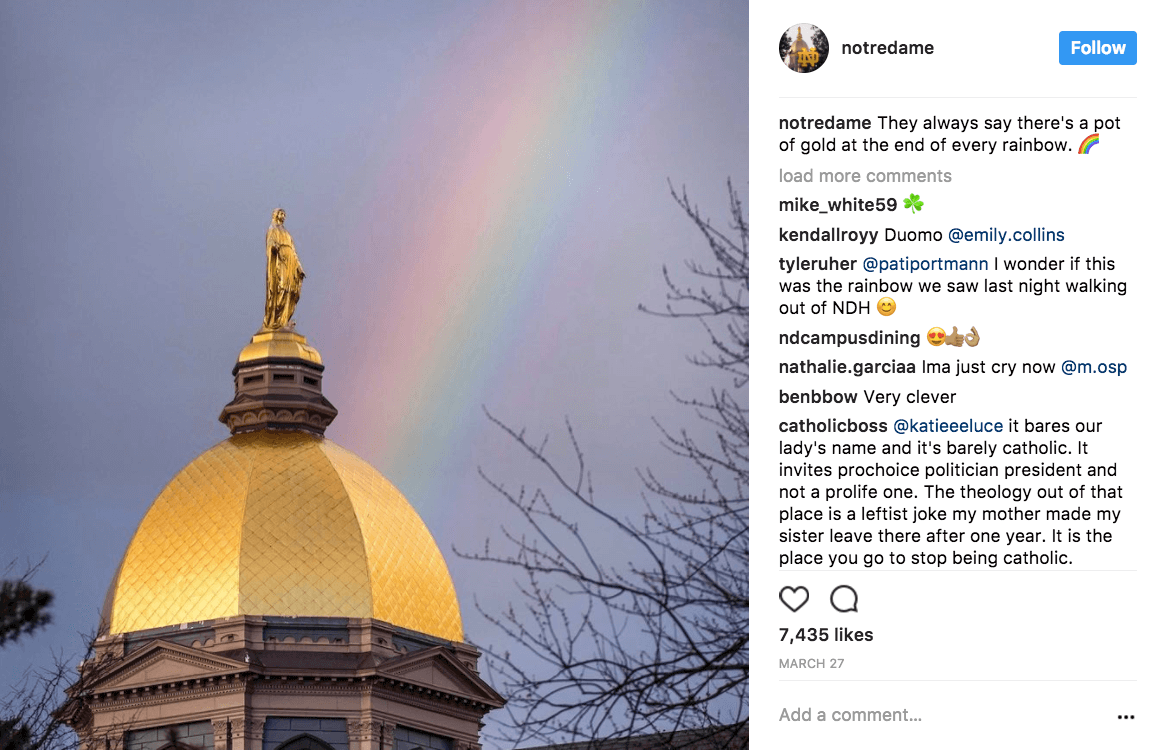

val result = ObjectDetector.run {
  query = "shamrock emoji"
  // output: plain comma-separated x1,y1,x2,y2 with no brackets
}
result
903,193,924,214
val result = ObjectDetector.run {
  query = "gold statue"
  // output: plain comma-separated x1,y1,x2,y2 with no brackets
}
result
263,208,306,330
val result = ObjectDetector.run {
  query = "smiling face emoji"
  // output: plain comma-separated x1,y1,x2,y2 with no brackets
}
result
877,297,896,316
927,327,946,346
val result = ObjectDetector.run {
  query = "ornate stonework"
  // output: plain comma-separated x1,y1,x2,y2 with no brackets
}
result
345,720,375,742
243,719,264,741
66,617,502,750
219,330,337,436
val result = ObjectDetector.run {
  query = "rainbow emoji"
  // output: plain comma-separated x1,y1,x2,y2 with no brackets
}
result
1078,133,1100,154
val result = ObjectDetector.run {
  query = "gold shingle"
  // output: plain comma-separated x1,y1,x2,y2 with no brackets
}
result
105,432,463,641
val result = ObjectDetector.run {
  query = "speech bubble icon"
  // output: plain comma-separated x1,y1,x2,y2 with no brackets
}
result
830,584,858,613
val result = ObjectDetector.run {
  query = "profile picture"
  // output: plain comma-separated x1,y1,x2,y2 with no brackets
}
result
780,24,828,73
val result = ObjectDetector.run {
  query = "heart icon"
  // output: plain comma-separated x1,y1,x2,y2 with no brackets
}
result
780,586,809,613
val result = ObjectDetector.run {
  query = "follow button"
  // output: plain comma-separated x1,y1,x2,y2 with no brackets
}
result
1059,31,1137,65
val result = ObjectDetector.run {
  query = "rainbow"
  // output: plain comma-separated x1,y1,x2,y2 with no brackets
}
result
1078,133,1099,154
312,2,654,532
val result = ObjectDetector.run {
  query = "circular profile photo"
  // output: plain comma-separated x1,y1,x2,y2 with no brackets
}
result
780,24,828,73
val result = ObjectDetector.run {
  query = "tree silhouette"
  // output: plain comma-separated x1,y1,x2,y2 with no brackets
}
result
1,564,103,750
810,29,829,67
1,564,59,750
0,572,52,648
464,182,748,749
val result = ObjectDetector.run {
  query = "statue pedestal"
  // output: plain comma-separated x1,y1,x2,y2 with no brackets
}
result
219,329,337,435
236,328,322,365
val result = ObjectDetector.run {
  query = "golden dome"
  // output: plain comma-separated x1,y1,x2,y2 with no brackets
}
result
102,431,463,641
791,27,808,53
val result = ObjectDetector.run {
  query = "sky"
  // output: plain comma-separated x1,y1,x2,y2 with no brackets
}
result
0,0,746,740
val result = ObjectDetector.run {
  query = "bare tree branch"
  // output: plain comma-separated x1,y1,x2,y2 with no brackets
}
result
459,182,748,749
2,637,108,750
1,562,108,750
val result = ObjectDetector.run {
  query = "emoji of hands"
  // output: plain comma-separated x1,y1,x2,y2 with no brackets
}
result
944,326,964,347
965,326,980,347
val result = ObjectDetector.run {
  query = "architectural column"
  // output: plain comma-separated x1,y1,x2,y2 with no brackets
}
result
377,722,395,750
243,718,265,750
346,719,376,750
212,720,230,750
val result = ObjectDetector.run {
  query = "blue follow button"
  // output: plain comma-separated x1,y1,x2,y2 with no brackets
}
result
1059,31,1137,65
